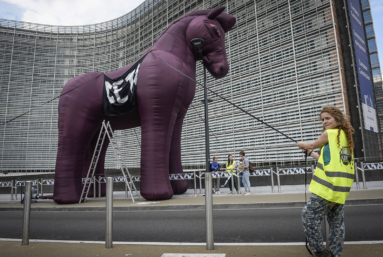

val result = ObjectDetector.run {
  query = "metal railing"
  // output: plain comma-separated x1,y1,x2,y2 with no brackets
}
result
356,161,383,189
6,160,383,202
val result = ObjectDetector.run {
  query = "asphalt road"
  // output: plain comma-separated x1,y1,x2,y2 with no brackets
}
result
0,205,382,243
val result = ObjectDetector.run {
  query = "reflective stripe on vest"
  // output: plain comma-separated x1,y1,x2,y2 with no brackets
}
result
312,176,351,193
309,129,354,204
316,162,355,179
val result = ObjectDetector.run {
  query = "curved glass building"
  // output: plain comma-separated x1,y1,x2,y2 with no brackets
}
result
0,0,381,172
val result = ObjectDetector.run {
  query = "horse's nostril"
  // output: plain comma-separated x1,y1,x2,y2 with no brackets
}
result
220,65,224,71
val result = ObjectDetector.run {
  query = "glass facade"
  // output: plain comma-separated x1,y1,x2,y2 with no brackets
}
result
0,0,352,171
370,53,379,67
372,68,381,82
363,10,372,23
365,24,374,38
359,0,383,151
361,0,369,9
368,38,377,52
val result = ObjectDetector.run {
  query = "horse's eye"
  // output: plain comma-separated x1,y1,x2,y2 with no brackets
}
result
209,24,221,37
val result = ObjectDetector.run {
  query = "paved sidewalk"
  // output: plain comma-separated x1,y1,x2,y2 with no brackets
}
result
0,240,382,257
0,181,382,211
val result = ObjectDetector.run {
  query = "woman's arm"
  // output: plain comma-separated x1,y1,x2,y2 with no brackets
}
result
297,131,328,150
302,149,320,161
310,151,320,161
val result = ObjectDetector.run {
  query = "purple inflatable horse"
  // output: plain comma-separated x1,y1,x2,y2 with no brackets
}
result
53,6,236,203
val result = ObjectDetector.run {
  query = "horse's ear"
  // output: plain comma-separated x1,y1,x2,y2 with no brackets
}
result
216,13,236,33
207,6,225,20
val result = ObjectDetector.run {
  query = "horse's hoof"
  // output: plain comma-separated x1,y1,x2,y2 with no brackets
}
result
140,186,174,200
171,180,188,195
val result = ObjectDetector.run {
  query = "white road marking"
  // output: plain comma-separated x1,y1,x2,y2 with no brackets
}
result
161,254,225,257
0,238,382,245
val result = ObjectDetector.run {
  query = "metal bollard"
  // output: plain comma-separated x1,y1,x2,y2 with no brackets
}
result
125,180,128,198
277,173,281,193
99,176,102,198
237,172,241,194
199,171,202,195
36,179,40,195
41,182,44,196
93,177,96,198
193,171,197,196
231,174,235,194
360,162,367,189
205,172,214,250
270,168,275,193
311,165,315,181
105,177,113,249
11,180,14,200
354,161,360,189
22,181,32,245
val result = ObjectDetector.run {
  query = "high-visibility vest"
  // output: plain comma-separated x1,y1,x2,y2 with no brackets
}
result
309,129,354,204
226,161,236,176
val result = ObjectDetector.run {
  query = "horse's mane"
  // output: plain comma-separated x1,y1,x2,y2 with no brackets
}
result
154,10,210,44
142,7,234,57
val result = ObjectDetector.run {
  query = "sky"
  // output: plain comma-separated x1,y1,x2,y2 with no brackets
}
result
0,0,144,26
0,0,383,67
370,0,383,68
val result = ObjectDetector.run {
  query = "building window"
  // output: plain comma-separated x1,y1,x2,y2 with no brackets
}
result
363,10,372,23
365,24,374,38
372,68,382,83
361,0,370,9
370,53,379,67
368,38,377,52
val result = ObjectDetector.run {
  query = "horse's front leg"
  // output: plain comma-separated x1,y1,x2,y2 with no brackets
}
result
137,55,187,200
138,99,180,200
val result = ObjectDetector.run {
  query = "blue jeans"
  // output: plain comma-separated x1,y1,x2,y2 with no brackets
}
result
239,171,243,186
302,193,345,257
242,170,251,191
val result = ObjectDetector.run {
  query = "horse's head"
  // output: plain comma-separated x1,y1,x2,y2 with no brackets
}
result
186,7,236,79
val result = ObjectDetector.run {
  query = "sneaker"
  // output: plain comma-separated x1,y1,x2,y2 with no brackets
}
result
313,249,333,257
217,191,221,194
245,192,250,195
228,191,232,194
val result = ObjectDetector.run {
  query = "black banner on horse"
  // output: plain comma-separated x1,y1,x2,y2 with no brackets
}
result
103,53,148,116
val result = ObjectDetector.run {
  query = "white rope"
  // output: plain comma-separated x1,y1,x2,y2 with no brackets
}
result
276,167,312,175
40,179,55,185
0,181,12,187
363,163,383,170
251,169,271,176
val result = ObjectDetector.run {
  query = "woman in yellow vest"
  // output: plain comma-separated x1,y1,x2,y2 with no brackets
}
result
297,107,355,257
225,154,238,193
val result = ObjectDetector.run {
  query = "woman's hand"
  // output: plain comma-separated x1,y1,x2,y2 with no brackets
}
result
301,148,320,161
297,142,308,149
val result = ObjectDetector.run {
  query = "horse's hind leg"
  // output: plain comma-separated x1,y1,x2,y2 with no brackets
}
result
81,130,109,197
53,71,105,204
53,131,97,204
